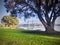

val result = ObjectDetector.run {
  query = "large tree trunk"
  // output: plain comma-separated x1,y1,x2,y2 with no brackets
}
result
44,22,56,34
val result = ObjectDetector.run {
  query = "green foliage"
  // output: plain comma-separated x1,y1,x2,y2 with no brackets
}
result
0,29,60,45
1,15,19,27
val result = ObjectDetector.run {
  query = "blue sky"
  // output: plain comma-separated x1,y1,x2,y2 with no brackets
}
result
0,0,10,22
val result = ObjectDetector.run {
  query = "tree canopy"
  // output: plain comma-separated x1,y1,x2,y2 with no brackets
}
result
1,15,19,27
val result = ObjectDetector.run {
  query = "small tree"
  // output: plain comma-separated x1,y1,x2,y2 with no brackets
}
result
1,15,19,28
4,0,60,33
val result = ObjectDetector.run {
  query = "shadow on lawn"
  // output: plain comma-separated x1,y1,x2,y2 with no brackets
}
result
21,30,60,35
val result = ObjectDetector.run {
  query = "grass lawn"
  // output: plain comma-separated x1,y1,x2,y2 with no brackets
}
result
0,28,60,45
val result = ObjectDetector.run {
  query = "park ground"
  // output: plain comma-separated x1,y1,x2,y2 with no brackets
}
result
0,28,60,45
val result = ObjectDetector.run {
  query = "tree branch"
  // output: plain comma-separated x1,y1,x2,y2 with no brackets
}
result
23,2,38,14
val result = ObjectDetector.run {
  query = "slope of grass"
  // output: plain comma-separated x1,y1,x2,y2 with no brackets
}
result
0,28,60,45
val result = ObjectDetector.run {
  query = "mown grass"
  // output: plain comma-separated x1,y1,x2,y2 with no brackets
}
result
0,28,60,45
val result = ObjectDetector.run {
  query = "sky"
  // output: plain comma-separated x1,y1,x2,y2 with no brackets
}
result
0,0,10,22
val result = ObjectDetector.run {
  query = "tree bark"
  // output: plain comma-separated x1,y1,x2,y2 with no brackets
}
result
45,23,56,34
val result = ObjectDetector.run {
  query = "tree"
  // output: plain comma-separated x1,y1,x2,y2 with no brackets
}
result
1,15,19,28
4,0,60,33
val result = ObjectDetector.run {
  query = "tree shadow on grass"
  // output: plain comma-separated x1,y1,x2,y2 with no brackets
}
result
21,30,60,36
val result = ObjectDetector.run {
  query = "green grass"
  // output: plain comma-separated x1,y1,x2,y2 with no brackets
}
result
0,28,60,45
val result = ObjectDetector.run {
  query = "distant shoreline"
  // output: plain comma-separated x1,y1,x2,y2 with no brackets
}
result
19,24,60,27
